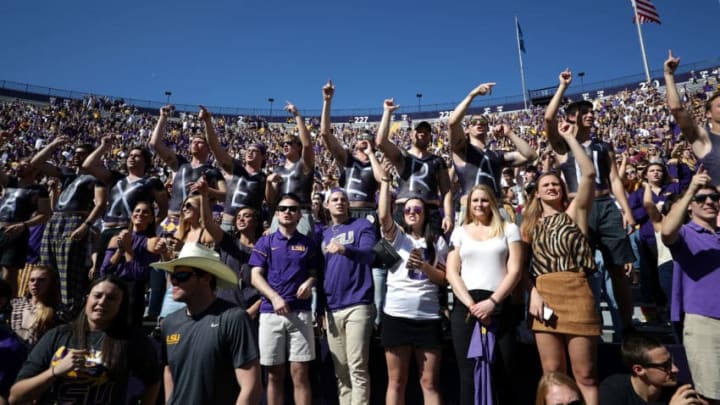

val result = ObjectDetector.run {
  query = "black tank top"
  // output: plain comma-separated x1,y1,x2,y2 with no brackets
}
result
339,150,377,204
275,160,313,205
56,173,97,212
454,140,505,197
169,155,222,212
560,139,612,194
104,173,163,224
396,152,446,202
223,158,267,215
699,127,720,186
0,177,48,222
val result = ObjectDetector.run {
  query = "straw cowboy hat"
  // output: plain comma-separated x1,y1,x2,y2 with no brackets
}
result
150,243,238,289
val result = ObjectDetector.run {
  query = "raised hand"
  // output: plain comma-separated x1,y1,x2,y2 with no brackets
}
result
469,82,496,97
322,80,335,101
383,98,400,113
559,69,572,86
284,101,298,116
492,124,511,137
557,120,578,139
664,49,681,75
160,105,173,117
198,105,211,121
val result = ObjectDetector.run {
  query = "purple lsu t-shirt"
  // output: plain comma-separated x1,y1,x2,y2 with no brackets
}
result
668,222,720,322
321,218,376,311
249,230,323,313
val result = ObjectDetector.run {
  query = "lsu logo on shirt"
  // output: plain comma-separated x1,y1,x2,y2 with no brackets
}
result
166,333,181,345
290,245,306,252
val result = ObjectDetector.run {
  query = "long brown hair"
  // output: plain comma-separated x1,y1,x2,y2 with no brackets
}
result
520,172,569,243
176,195,202,242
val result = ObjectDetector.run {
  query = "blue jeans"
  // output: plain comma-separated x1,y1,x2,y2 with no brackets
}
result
590,249,622,341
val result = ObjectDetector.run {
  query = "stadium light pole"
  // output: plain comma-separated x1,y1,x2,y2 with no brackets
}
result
416,93,422,112
268,98,275,117
578,72,586,93
164,91,172,105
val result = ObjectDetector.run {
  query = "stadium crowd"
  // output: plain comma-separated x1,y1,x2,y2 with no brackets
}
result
0,54,719,405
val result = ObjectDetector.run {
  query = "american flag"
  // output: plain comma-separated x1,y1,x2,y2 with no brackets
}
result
632,0,661,24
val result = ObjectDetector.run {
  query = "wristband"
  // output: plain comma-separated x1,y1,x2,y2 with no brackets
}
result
488,296,499,307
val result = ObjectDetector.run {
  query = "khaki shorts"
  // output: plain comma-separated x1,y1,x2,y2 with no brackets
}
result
259,311,315,365
683,313,720,400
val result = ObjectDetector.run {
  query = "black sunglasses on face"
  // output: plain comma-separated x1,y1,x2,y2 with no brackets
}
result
277,205,299,213
642,356,673,372
170,271,196,283
692,193,720,203
183,202,195,210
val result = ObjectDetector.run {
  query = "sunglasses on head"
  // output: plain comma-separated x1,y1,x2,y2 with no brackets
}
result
277,205,299,213
642,355,673,372
404,206,423,215
691,193,720,203
170,271,197,283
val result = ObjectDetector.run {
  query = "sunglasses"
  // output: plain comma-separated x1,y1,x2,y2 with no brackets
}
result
691,193,720,203
183,202,196,210
170,271,196,283
404,206,423,215
277,205,300,213
642,356,673,373
625,170,636,175
469,119,488,126
282,141,297,147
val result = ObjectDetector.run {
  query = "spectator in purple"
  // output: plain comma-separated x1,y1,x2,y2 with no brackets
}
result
250,193,322,405
318,186,376,405
661,168,720,403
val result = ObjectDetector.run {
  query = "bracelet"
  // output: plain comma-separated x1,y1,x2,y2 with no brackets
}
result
488,296,499,307
50,366,56,377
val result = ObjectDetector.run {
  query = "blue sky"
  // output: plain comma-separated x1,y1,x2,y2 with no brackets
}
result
1,0,718,114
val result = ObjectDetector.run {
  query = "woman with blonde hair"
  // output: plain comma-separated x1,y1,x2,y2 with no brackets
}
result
520,122,601,405
11,265,60,346
446,184,524,405
535,372,585,405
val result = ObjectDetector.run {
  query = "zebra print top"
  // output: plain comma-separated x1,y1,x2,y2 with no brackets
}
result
530,212,596,277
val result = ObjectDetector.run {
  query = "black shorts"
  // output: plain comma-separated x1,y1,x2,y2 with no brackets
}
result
381,313,442,349
588,196,635,268
0,226,30,269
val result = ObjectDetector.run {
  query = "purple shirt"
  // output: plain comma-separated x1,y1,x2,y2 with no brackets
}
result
249,230,323,313
321,218,376,311
668,222,720,321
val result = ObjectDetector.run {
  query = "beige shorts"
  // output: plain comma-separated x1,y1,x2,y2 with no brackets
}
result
258,311,315,366
683,313,720,400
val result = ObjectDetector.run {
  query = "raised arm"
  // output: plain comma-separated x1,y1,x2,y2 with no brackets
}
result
544,70,573,155
286,102,315,171
30,135,70,178
375,99,404,171
642,182,663,230
81,135,113,184
496,124,538,166
364,143,384,183
319,80,347,166
560,123,596,233
608,150,636,230
437,164,454,234
448,82,496,157
199,105,233,173
663,50,703,145
662,169,709,245
148,106,179,170
195,177,223,243
377,158,398,241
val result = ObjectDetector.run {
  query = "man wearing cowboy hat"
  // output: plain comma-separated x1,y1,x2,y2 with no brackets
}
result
153,243,262,405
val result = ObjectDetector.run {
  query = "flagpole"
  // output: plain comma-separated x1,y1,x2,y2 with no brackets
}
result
630,0,652,82
515,16,528,110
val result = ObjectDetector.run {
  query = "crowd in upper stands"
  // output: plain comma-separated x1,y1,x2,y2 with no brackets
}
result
1,56,719,405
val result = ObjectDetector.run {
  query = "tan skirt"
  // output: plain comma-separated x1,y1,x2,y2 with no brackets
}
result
531,271,601,336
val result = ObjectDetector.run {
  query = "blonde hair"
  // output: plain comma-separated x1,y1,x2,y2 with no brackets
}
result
27,265,59,337
176,195,202,241
535,372,584,405
463,184,505,238
520,173,569,242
